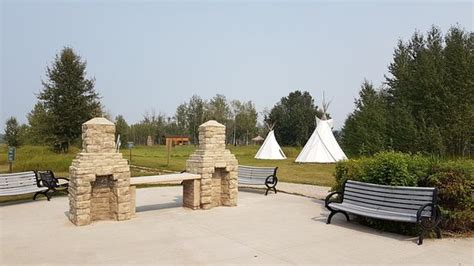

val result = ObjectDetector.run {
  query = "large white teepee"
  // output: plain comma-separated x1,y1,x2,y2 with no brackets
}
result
295,97,347,163
255,128,287,160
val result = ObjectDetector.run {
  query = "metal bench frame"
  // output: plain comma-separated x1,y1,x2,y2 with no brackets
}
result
325,180,441,245
238,165,278,196
34,170,69,201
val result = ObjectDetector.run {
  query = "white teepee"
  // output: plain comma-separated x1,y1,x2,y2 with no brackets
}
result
255,124,287,160
295,96,347,163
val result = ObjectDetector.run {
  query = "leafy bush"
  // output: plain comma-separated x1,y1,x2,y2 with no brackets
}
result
425,161,473,233
333,151,473,234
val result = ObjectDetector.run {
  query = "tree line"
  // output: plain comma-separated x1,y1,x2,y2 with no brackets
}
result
4,25,472,158
341,25,473,157
115,95,260,146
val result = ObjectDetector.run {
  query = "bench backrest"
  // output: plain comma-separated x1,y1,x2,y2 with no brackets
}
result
238,165,277,180
36,170,58,187
0,171,39,190
343,180,436,216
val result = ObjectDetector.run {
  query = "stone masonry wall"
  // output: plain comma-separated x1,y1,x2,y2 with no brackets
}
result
185,120,238,210
68,118,132,226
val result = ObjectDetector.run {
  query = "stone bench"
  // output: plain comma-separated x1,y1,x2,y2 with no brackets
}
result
325,180,441,245
129,173,201,215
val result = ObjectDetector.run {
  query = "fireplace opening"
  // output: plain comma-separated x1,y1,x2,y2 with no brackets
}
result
91,175,117,221
211,168,229,207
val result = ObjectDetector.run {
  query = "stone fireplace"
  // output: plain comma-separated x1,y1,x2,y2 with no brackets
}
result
68,118,132,226
186,120,238,209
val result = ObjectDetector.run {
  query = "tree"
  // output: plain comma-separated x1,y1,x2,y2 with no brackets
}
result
341,80,388,156
115,115,130,147
37,47,102,152
268,90,321,146
174,103,189,134
4,117,21,147
27,102,54,145
384,25,473,156
231,100,258,145
186,95,207,144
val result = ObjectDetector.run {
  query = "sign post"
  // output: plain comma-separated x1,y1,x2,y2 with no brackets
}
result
127,142,134,164
7,147,16,173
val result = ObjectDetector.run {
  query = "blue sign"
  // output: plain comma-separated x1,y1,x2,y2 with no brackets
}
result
7,147,16,162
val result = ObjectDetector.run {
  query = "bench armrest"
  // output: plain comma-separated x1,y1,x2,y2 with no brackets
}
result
325,191,343,208
265,175,278,186
416,203,441,226
56,177,69,187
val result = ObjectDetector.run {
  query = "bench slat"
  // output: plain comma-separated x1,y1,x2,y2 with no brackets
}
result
344,191,433,206
329,202,421,223
342,198,432,215
343,195,430,211
344,187,434,201
0,186,47,195
0,171,36,177
346,181,435,196
347,180,436,192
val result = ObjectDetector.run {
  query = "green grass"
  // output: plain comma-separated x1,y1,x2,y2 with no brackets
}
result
0,144,336,187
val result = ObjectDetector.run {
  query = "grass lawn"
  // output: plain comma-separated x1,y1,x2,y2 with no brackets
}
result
0,144,335,188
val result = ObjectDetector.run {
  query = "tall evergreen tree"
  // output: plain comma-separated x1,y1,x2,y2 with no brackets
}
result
341,80,388,156
37,47,102,151
114,115,130,147
384,25,473,156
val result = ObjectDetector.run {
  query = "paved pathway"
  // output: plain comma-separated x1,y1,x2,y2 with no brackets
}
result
1,186,472,265
241,181,331,199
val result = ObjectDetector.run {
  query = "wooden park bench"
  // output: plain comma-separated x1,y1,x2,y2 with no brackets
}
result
325,180,441,245
238,165,278,195
0,171,48,200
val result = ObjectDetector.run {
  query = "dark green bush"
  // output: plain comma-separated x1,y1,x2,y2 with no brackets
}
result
333,151,473,234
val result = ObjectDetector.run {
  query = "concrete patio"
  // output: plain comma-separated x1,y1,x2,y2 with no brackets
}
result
1,186,472,265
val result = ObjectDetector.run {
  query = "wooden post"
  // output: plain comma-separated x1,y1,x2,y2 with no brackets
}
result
166,139,171,166
8,162,12,173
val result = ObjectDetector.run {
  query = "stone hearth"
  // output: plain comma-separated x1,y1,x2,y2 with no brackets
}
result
185,120,238,209
68,117,132,226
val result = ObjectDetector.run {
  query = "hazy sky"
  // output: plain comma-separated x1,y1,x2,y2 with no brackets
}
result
1,0,472,130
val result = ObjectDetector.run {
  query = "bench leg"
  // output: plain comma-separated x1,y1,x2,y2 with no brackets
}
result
418,229,425,245
435,227,442,239
264,187,269,196
327,210,350,224
273,186,277,194
33,191,50,201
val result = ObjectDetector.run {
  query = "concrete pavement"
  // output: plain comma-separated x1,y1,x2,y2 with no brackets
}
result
1,186,472,265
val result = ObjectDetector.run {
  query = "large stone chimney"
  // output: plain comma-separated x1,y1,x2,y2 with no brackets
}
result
68,117,132,226
185,120,238,209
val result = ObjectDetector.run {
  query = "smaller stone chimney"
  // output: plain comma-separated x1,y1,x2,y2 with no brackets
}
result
186,120,238,209
68,118,132,226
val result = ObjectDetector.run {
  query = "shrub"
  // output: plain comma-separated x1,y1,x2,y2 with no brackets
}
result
333,151,473,234
425,161,473,233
